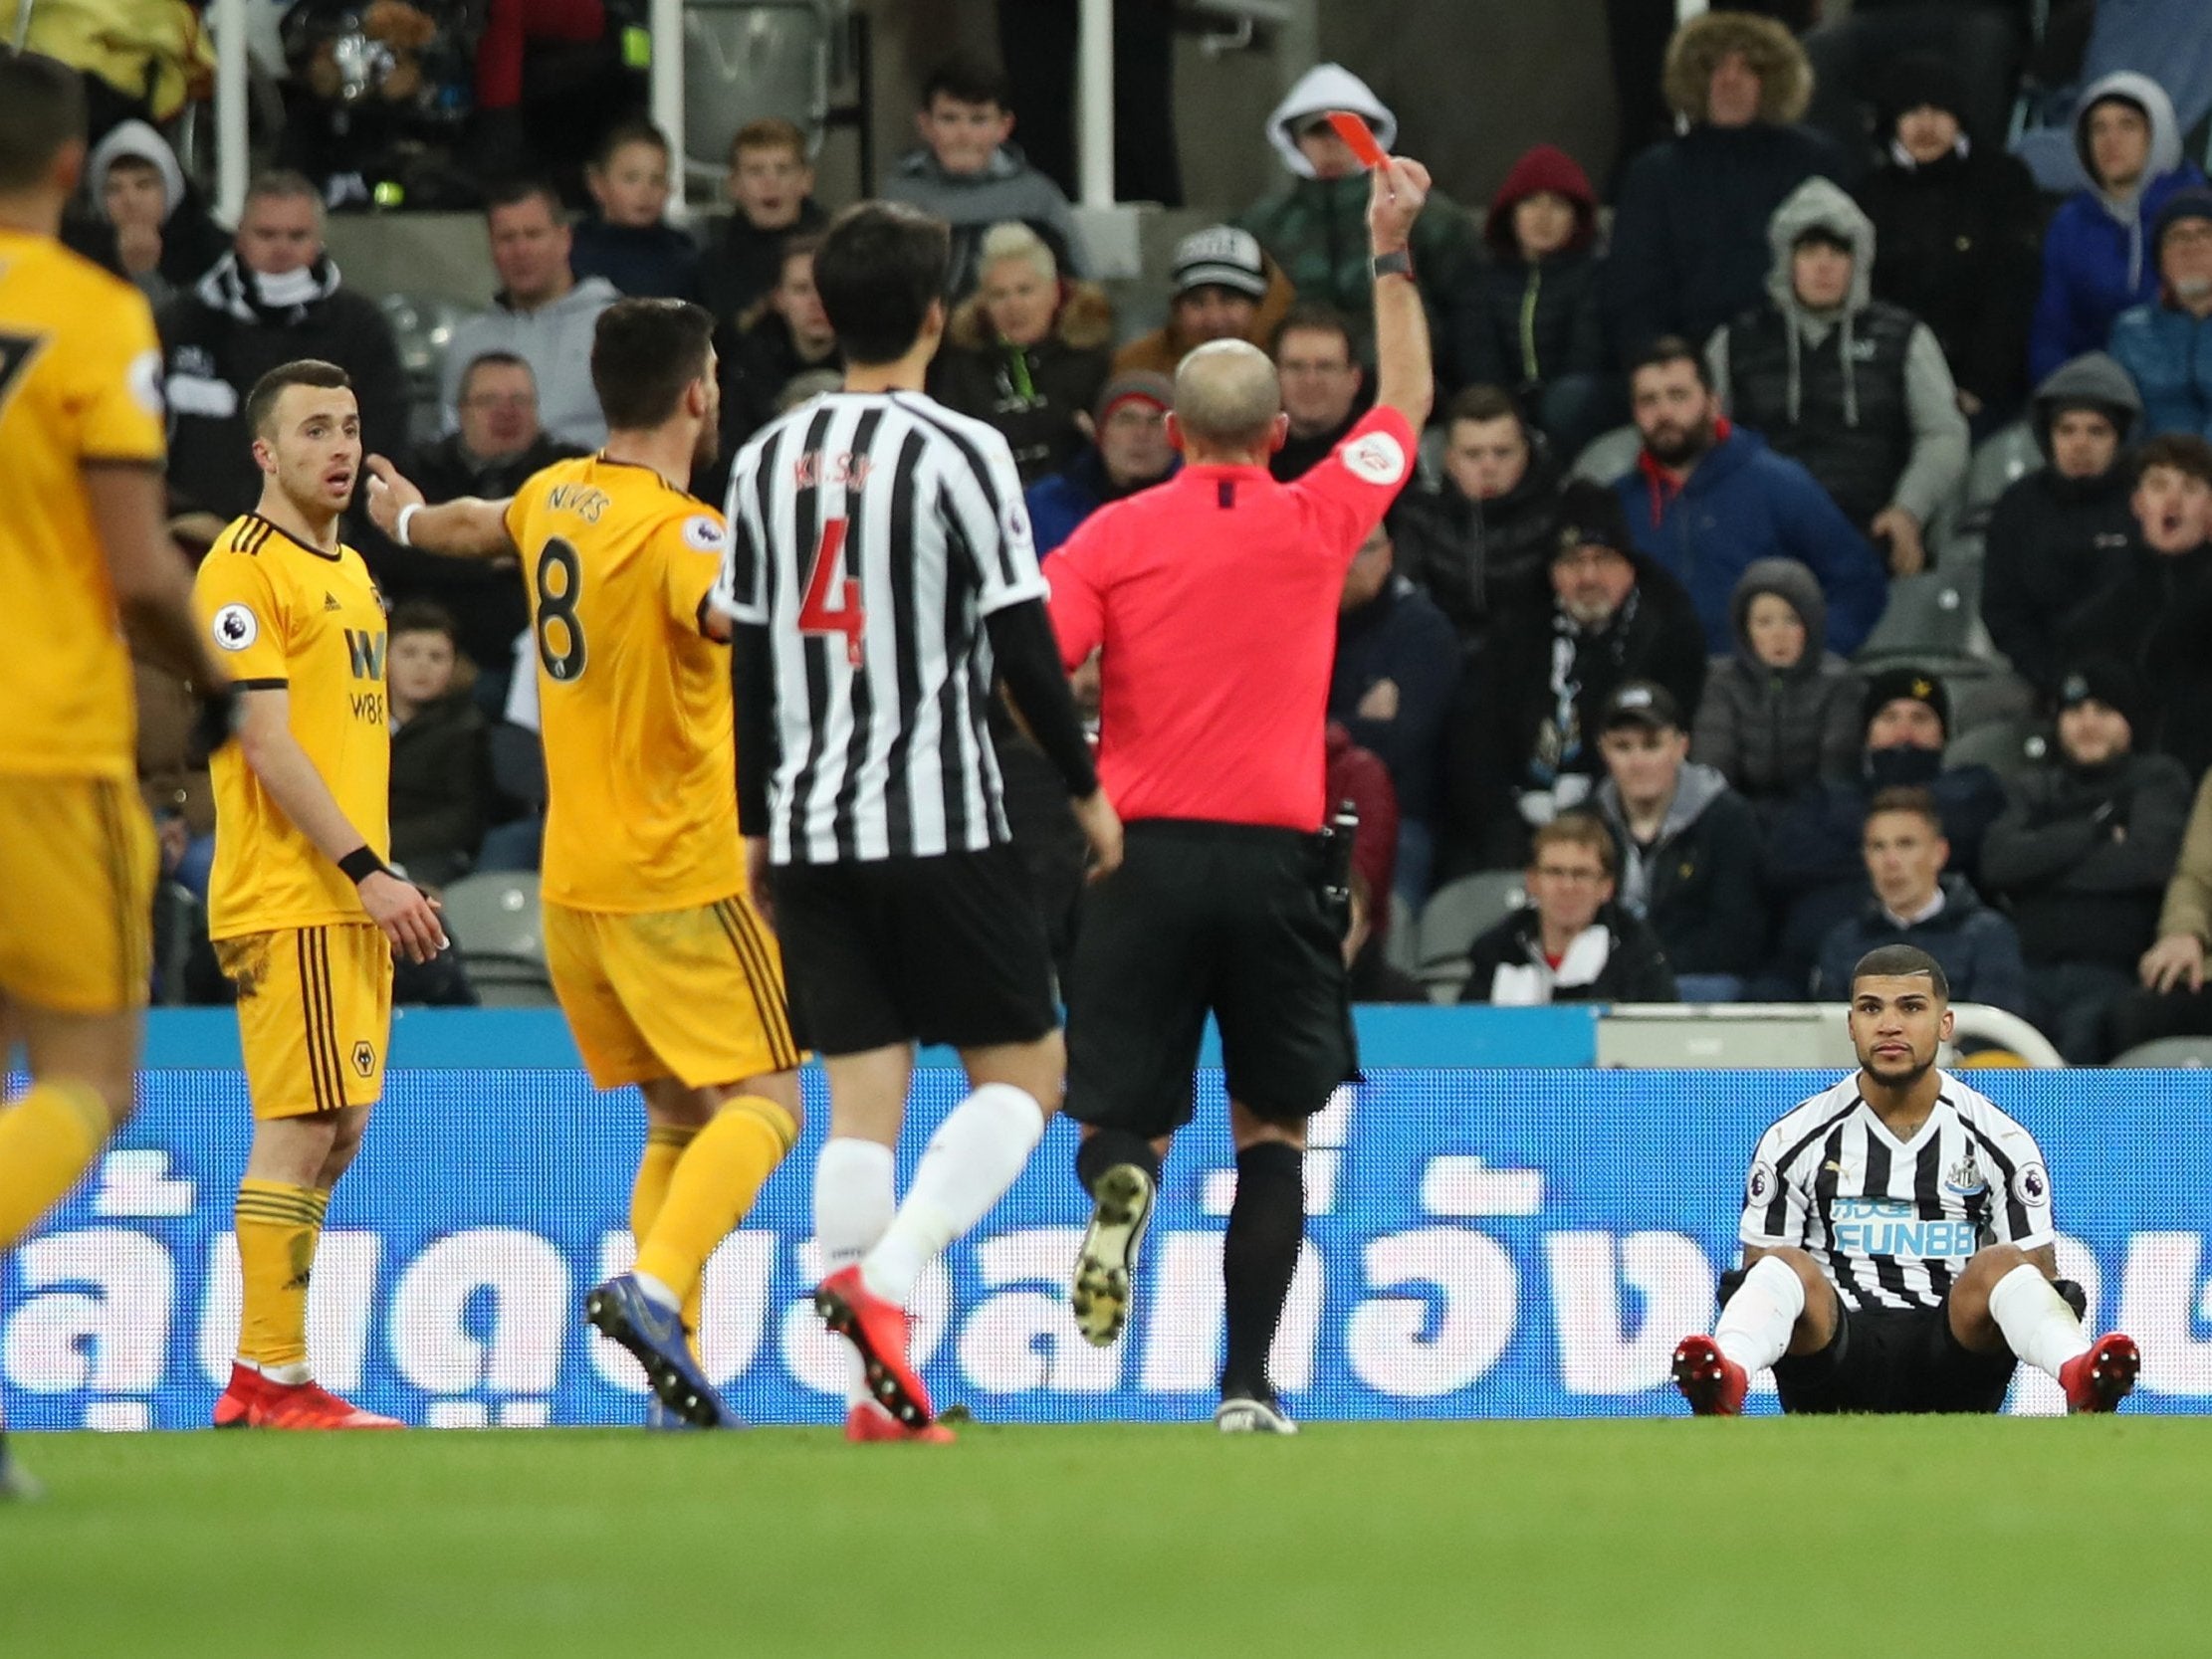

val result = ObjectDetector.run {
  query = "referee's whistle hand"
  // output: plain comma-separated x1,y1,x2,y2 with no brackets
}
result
1073,788,1124,883
1368,155,1431,251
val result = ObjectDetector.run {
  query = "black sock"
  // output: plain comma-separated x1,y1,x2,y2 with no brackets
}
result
1075,1128,1161,1198
1220,1141,1304,1401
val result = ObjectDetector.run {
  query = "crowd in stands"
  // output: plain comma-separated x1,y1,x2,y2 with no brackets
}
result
48,7,2212,1062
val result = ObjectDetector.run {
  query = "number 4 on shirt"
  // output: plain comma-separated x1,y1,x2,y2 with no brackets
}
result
798,517,865,666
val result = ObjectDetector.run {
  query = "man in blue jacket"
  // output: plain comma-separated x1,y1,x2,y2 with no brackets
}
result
2108,189,2212,442
1612,337,1887,656
1026,372,1177,558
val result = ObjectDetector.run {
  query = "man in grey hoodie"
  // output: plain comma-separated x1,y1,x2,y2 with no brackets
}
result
1691,556,1865,813
440,180,620,450
1708,177,1968,574
881,54,1088,301
1593,679,1769,1000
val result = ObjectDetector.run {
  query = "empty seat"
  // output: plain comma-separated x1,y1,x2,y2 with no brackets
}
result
1855,567,1982,665
1418,871,1525,976
1570,425,1641,485
2108,1036,2212,1068
1959,420,2040,527
439,872,546,967
1944,716,2051,781
679,1,830,192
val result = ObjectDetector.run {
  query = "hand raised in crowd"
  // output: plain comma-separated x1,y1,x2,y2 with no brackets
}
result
1072,787,1124,883
360,869,447,964
2139,932,2205,995
1367,154,1432,254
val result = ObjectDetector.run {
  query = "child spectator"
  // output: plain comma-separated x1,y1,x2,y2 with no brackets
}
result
387,603,494,889
883,53,1088,299
82,119,228,309
932,221,1114,484
2029,73,2205,383
1691,557,1866,811
701,118,827,331
1445,144,1611,456
569,119,703,302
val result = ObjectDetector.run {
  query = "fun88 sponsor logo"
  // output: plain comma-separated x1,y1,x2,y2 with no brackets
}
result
1829,1198,1981,1262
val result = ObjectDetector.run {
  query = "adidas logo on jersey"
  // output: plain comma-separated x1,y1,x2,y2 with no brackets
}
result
325,592,342,611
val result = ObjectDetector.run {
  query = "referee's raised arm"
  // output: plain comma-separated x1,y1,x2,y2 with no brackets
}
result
1367,153,1436,433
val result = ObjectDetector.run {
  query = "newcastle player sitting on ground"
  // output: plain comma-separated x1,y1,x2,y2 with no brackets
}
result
1671,943,2140,1415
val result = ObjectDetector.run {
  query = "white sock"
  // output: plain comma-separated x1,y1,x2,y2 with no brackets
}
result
1713,1255,1806,1375
246,1358,312,1386
815,1137,897,1404
861,1083,1045,1305
1987,1262,2091,1379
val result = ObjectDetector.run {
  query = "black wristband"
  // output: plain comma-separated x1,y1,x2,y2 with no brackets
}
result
1371,248,1415,283
337,847,388,884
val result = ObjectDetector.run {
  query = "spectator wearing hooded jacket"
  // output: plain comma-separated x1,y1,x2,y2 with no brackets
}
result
1440,480,1706,878
1691,557,1865,813
1443,143,1611,456
882,54,1088,300
1709,178,1968,575
931,221,1114,485
1392,385,1564,657
1853,54,2043,430
1607,12,1843,362
2029,72,2206,385
2108,188,2212,443
1980,352,2142,701
79,118,229,311
1614,336,1888,656
1763,667,2009,997
1236,63,1473,360
1980,660,2191,1060
158,170,410,519
1812,787,2030,1011
1591,680,1767,1000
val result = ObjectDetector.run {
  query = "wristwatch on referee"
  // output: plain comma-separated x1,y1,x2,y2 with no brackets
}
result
1371,248,1415,283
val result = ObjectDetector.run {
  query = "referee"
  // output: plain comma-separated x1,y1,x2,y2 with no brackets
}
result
1047,152,1437,1433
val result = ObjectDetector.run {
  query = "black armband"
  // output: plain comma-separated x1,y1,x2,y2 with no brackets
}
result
337,846,390,885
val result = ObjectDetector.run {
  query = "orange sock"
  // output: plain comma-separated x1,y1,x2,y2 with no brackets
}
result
0,1079,111,1249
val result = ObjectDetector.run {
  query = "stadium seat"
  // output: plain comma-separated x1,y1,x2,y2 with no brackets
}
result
377,291,463,445
1944,715,2050,780
1416,424,1447,491
1958,420,2039,529
439,872,546,967
2108,1036,2212,1068
466,962,560,1009
678,0,830,194
1947,671,2035,739
1854,567,1981,667
1569,425,1641,485
1417,871,1524,992
1385,889,1420,975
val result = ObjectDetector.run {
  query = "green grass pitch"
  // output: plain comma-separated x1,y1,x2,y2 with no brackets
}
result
5,1419,2208,1657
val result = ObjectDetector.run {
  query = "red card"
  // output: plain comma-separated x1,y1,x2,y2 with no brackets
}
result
1327,110,1388,170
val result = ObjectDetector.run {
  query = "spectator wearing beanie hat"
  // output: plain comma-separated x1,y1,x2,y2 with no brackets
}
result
1982,659,2193,1060
1442,143,1613,455
1025,371,1179,558
1111,224,1295,377
2108,188,2212,443
1853,54,2043,430
1758,664,2009,996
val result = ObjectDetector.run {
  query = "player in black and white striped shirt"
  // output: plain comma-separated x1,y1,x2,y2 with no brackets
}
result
715,201,1119,1441
1673,944,2140,1415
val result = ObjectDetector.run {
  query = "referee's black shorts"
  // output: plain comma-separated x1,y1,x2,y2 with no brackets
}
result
1064,819,1358,1140
1773,1300,2017,1414
769,844,1058,1056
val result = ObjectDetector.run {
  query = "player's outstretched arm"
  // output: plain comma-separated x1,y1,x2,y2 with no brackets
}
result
235,688,448,963
362,455,516,560
1369,154,1436,431
87,462,237,735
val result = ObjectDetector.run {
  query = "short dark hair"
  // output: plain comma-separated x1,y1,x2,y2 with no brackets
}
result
244,359,352,440
1271,303,1355,362
459,350,533,402
2134,432,2212,489
1852,942,1950,1001
483,176,565,222
1629,334,1712,390
591,298,715,430
922,53,1009,110
0,54,86,191
593,117,671,170
1865,784,1944,836
1530,812,1616,878
388,600,459,642
730,116,806,165
1445,384,1526,431
814,201,948,365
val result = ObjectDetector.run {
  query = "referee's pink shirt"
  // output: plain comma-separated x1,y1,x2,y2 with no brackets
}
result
1045,405,1418,835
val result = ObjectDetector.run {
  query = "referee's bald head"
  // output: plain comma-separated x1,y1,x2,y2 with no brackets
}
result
1174,339,1282,452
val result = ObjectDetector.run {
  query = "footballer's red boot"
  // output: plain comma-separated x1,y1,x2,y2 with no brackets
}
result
814,1265,935,1429
2061,1334,2140,1414
254,1379,403,1429
211,1361,271,1428
1671,1335,1749,1416
844,1400,955,1445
